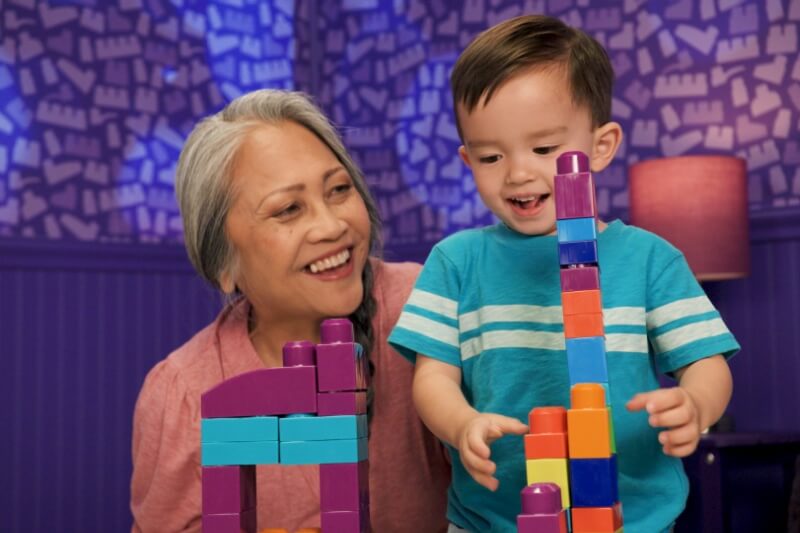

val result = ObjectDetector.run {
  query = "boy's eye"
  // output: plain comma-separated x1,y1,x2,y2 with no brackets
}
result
478,155,500,164
533,146,557,155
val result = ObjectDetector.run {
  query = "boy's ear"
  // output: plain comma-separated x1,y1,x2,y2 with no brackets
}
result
458,145,472,169
590,121,623,173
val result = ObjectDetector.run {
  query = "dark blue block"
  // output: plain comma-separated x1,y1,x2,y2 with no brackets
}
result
558,241,598,266
569,455,619,507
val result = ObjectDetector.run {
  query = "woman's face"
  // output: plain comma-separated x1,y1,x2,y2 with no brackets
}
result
223,121,372,324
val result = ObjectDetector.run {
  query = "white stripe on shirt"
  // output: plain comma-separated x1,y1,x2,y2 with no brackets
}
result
460,304,563,332
461,329,566,361
395,311,459,349
647,296,715,329
406,289,459,320
604,306,645,326
653,318,729,353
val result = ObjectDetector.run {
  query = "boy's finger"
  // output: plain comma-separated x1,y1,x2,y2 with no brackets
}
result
472,472,499,492
659,425,697,448
462,449,496,476
648,405,691,428
627,388,682,414
662,440,698,458
467,427,492,459
493,416,528,435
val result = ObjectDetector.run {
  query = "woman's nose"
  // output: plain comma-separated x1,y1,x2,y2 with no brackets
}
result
308,205,348,242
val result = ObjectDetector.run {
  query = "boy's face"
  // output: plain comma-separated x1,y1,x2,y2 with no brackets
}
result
457,67,615,236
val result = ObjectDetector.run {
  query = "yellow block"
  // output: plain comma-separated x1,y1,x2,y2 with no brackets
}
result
525,458,570,509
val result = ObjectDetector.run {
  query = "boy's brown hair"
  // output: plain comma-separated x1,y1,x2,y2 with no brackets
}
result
451,15,614,138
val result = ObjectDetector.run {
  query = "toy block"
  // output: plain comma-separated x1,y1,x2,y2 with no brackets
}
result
560,266,600,292
316,342,368,393
569,456,619,507
296,529,322,533
516,483,568,533
567,384,611,458
554,151,596,220
280,438,368,465
283,340,316,366
556,217,597,243
558,241,598,266
318,391,368,416
561,290,602,316
280,415,367,442
321,508,370,533
563,313,604,338
566,337,608,385
571,502,623,532
320,460,369,511
201,367,317,418
202,508,257,533
259,529,289,533
202,465,256,514
525,458,570,509
202,416,279,443
202,441,280,466
524,407,568,460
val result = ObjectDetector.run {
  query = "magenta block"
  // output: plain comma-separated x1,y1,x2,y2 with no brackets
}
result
201,366,317,418
321,508,370,533
316,342,368,393
516,483,567,533
282,340,315,366
320,460,369,512
202,508,256,533
318,391,368,416
560,266,600,292
202,465,256,514
556,150,590,174
321,318,355,343
554,171,596,220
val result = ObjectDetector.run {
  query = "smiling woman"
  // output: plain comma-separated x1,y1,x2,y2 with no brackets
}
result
130,90,450,533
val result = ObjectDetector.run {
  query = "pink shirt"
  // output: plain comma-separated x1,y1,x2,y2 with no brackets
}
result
131,260,450,532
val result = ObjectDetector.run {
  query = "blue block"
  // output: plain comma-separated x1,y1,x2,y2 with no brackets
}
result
569,455,619,507
280,415,367,441
566,337,608,385
202,441,279,466
556,217,597,243
202,416,279,443
558,241,598,266
280,438,368,465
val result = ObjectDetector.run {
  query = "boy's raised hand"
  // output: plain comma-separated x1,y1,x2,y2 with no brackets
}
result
626,387,701,457
457,413,528,491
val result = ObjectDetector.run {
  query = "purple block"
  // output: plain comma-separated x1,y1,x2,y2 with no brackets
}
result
321,318,355,343
516,483,567,533
321,508,370,533
202,465,256,514
560,266,600,292
557,150,590,174
554,151,596,221
318,391,368,416
320,460,369,512
283,340,315,366
316,342,368,393
201,367,317,418
202,508,256,533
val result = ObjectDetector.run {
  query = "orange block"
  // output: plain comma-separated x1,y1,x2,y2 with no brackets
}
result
567,384,611,458
525,433,568,459
296,529,322,533
561,290,602,316
571,502,623,532
563,313,604,338
260,529,289,533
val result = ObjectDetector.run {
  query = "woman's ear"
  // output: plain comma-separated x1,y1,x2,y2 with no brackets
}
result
590,121,623,173
219,270,236,295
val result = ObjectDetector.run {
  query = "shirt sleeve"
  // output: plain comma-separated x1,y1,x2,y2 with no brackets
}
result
646,252,740,374
388,246,463,367
131,360,202,533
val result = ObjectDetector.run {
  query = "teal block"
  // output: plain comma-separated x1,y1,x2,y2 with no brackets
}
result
202,441,279,466
566,337,608,385
202,416,279,443
556,217,597,243
279,415,367,441
280,438,368,465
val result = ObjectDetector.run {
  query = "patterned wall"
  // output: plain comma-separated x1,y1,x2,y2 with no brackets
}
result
1,0,799,251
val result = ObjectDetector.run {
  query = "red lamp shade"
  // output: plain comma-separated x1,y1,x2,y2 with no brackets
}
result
629,155,750,281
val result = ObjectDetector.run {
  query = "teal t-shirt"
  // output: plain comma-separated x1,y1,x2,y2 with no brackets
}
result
389,220,739,533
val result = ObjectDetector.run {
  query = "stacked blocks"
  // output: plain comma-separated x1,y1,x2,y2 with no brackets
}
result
200,319,370,533
517,151,623,532
517,483,568,533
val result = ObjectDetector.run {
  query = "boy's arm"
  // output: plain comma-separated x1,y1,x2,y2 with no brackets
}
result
627,354,732,457
413,354,528,491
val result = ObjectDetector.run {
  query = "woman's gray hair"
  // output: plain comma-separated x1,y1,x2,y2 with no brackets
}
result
175,89,381,290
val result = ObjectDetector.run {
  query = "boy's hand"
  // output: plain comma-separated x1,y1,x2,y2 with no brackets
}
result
626,387,702,457
457,413,528,491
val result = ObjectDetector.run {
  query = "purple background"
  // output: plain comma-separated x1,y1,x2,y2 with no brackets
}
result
1,0,799,531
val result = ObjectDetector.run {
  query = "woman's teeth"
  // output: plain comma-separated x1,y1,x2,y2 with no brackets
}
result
309,249,351,273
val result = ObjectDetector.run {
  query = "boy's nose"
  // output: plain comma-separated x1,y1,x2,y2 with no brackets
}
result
505,162,536,185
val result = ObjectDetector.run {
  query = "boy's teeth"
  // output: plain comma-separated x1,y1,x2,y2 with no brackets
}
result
309,249,350,273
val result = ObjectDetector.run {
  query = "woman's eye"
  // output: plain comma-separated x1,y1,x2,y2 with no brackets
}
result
274,204,300,218
330,183,352,196
533,146,557,155
479,155,500,164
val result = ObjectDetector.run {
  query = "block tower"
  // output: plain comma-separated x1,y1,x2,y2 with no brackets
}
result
200,318,370,533
517,151,623,533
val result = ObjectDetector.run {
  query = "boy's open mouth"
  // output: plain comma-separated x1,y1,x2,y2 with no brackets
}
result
508,194,550,215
